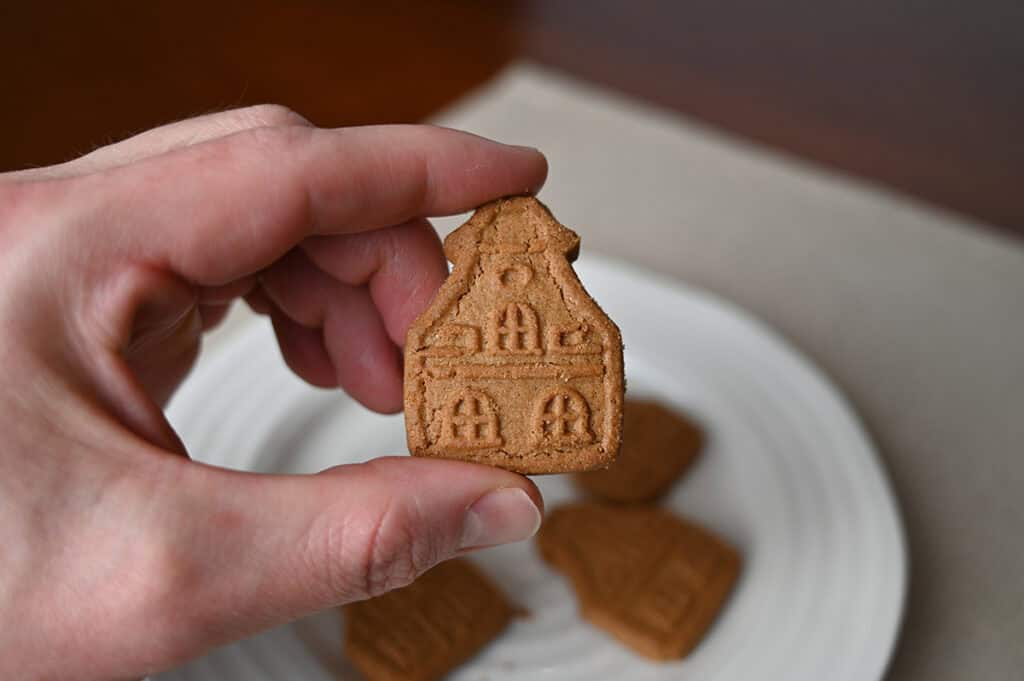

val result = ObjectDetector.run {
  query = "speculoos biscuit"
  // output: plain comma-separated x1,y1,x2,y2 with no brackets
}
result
537,502,741,660
404,196,624,474
573,399,703,503
343,558,517,681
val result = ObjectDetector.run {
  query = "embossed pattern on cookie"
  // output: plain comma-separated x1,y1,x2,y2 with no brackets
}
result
404,196,624,474
574,399,704,503
537,503,741,660
343,559,517,681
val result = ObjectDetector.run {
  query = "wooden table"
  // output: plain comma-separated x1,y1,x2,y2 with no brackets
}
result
3,1,1022,237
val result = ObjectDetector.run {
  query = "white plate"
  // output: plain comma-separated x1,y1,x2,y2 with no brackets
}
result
157,255,906,681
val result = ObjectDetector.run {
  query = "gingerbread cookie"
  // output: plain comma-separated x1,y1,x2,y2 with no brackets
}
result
343,558,517,681
573,399,703,503
537,503,741,660
404,196,624,474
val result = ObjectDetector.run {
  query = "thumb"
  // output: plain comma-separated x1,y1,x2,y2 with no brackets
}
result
137,456,542,671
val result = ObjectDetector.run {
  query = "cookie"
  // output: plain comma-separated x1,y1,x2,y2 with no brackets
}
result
404,196,624,474
537,502,741,660
343,558,517,681
573,399,703,503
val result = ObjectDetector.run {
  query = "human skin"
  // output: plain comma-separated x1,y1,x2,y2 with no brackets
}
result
0,105,547,681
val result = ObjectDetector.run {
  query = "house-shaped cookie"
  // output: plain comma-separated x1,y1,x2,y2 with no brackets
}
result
344,559,516,681
404,196,623,474
537,503,742,660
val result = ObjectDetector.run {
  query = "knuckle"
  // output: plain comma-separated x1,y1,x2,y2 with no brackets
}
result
234,124,318,161
139,541,201,614
365,550,419,597
122,474,243,664
119,529,209,662
314,489,445,600
361,503,421,597
404,149,434,215
233,103,312,130
179,124,317,242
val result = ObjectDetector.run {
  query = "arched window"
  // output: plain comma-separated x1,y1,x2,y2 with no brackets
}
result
533,388,594,446
488,302,541,354
440,389,503,450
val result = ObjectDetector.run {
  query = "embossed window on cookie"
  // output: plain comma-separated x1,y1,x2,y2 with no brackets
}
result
534,388,594,446
441,390,503,449
546,322,602,355
422,323,481,357
487,302,542,354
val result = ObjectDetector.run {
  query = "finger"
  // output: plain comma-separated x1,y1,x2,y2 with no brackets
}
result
302,217,449,346
198,275,258,304
269,309,336,388
195,277,255,333
4,104,311,181
197,303,231,332
321,286,403,412
136,456,543,672
74,105,312,171
260,249,403,411
72,124,547,285
244,287,274,316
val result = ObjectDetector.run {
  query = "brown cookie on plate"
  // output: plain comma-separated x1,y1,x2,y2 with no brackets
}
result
404,195,624,474
573,399,704,503
537,502,741,660
343,558,517,681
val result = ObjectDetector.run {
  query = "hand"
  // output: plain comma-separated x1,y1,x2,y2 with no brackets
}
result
0,105,547,681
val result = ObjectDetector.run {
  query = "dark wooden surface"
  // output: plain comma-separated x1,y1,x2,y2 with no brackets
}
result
3,1,1022,237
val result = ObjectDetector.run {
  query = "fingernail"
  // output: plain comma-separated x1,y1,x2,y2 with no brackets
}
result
460,488,542,550
508,145,547,194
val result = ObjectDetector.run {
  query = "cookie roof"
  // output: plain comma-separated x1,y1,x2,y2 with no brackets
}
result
443,195,580,263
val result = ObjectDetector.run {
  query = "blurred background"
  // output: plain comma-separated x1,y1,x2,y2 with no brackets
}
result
2,0,1022,237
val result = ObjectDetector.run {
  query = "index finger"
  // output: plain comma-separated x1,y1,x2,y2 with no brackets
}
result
68,124,547,284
